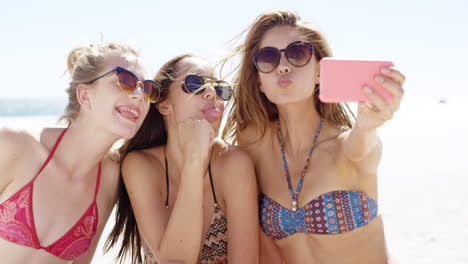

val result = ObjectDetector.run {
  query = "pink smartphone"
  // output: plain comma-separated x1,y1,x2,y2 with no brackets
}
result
318,58,394,103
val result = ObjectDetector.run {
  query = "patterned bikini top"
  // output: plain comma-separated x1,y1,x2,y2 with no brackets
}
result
0,127,101,260
260,190,378,240
163,156,228,264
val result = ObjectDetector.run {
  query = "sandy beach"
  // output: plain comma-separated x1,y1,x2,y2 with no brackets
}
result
1,98,467,263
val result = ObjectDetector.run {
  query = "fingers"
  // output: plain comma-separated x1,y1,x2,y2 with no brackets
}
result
381,67,406,87
363,86,394,121
375,75,404,111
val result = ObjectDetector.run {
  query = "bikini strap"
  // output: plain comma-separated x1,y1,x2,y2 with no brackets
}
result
208,163,218,206
164,152,169,208
32,126,69,182
93,161,102,199
164,153,216,207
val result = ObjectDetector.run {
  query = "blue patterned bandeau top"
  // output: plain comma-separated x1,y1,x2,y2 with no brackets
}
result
260,190,378,240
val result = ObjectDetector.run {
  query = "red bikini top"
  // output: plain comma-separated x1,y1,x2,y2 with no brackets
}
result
0,127,101,260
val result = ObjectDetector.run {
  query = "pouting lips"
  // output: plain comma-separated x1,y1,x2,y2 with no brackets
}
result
278,77,291,88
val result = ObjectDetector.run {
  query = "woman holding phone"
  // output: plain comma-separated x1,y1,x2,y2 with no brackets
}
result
223,10,405,264
0,41,158,263
106,54,259,264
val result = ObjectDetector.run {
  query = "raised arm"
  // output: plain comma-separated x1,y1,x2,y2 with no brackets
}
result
124,119,213,264
123,150,205,264
341,67,405,173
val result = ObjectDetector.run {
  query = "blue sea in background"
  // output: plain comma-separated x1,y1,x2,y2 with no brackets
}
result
0,98,66,117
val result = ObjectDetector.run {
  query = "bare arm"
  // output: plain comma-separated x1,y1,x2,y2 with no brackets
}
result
341,129,382,174
342,67,405,173
123,151,205,264
221,148,259,264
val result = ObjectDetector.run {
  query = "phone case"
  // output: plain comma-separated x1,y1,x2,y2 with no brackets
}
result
319,58,394,103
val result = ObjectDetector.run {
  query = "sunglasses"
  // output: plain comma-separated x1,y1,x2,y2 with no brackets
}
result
181,74,233,101
73,66,161,103
253,41,314,73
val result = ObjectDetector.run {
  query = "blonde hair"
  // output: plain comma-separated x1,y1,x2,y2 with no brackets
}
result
222,10,354,144
60,41,140,124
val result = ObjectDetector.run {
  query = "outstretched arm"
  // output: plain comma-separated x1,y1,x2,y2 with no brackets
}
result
342,67,405,173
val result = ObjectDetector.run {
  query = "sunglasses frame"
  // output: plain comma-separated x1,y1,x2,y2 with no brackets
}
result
181,74,233,101
71,66,162,103
253,41,315,73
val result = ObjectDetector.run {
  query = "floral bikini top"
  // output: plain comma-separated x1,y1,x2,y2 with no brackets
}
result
0,127,101,260
259,118,378,240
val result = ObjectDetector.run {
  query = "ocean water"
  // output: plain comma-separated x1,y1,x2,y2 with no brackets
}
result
0,98,66,117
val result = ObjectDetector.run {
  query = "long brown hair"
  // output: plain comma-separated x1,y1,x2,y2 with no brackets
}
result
222,10,354,144
104,54,193,264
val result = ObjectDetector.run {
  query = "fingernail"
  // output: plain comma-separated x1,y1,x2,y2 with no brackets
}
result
364,86,372,93
375,76,384,83
381,67,390,74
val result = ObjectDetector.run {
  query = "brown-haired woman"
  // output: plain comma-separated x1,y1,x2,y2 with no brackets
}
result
106,55,259,264
0,41,157,263
223,10,405,264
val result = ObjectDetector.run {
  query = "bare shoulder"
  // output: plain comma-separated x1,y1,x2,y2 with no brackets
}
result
0,128,39,163
1,127,37,148
121,146,167,204
122,146,165,181
238,124,266,147
211,141,258,211
0,128,41,189
237,122,276,156
212,140,256,185
214,140,252,165
39,127,65,151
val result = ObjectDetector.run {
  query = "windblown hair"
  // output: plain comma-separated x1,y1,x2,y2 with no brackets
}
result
222,10,354,144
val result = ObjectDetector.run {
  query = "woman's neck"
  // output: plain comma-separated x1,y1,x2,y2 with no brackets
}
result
53,118,119,179
276,99,323,155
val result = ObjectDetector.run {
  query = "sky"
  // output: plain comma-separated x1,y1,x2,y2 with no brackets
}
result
0,0,467,101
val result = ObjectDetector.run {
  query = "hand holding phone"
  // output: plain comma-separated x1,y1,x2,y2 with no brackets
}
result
318,58,394,103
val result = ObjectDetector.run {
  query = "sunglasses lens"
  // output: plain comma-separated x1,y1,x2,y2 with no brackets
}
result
143,81,161,103
286,43,312,67
184,75,205,94
255,49,280,73
215,82,232,101
117,70,138,92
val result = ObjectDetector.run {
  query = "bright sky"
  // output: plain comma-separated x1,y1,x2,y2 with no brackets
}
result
1,0,467,100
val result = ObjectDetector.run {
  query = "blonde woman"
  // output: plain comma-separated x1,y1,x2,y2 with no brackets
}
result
0,42,159,263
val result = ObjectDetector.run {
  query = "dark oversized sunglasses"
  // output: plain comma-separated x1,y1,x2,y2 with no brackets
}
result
72,66,161,103
181,74,233,101
253,41,314,73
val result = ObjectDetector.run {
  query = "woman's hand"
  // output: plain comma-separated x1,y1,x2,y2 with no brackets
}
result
175,118,215,162
356,67,406,132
